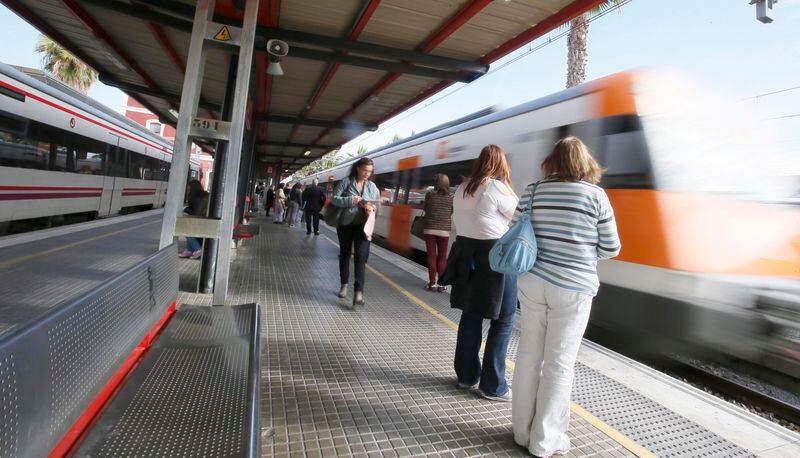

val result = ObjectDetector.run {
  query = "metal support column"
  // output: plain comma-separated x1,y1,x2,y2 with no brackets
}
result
212,0,259,304
198,55,237,294
158,0,214,250
157,0,260,305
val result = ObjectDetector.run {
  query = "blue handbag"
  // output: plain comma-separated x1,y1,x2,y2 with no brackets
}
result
489,182,538,276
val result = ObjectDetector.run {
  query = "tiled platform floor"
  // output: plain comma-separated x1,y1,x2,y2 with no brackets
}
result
180,218,637,457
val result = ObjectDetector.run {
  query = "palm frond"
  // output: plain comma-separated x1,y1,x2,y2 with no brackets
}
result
34,34,97,93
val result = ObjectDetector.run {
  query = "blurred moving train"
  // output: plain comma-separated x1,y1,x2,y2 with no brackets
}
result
299,70,800,378
0,62,200,233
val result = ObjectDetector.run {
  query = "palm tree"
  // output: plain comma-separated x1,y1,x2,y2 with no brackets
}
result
566,1,622,88
35,35,97,93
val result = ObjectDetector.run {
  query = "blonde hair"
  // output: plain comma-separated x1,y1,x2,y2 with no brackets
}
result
434,173,450,195
463,144,513,197
541,137,603,184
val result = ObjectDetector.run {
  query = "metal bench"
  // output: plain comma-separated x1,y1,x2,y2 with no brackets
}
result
75,303,261,457
0,245,261,457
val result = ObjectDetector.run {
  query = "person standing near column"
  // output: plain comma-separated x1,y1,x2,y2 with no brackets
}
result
331,157,379,306
265,185,275,217
511,137,620,457
287,183,302,228
302,178,326,235
440,144,518,402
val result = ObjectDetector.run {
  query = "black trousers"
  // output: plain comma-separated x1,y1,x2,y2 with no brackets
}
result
305,209,321,233
337,223,371,292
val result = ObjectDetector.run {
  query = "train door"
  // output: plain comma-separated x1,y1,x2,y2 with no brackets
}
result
386,156,419,253
104,138,127,216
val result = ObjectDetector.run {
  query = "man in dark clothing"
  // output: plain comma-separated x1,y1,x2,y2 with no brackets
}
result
265,185,275,216
302,178,327,235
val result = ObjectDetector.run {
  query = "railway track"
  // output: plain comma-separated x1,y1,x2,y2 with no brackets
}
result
660,357,800,427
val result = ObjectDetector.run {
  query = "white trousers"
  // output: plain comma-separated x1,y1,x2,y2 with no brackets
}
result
512,274,593,456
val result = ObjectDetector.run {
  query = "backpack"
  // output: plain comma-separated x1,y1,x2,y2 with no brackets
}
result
488,182,538,276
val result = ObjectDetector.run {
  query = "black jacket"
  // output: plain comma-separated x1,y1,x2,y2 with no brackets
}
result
302,185,327,212
439,236,506,320
289,188,302,204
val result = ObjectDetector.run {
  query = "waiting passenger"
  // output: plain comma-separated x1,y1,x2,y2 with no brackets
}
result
511,137,620,457
265,185,275,216
302,178,326,235
331,157,379,306
440,144,518,402
422,173,453,292
287,183,303,228
180,179,208,260
273,184,286,224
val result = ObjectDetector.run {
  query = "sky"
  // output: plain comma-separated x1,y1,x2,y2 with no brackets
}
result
1,0,798,164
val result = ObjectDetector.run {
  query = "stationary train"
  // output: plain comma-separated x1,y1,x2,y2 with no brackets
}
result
0,62,199,232
299,70,800,378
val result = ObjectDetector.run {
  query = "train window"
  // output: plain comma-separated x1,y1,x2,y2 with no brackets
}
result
106,147,128,177
129,152,156,180
75,138,105,175
595,115,654,189
0,111,50,170
372,172,396,205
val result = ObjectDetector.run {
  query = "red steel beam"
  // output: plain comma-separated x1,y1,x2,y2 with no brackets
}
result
311,0,492,146
281,0,382,154
320,0,606,145
60,0,178,112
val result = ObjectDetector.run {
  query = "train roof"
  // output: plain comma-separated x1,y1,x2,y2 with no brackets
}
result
0,62,173,153
306,76,600,180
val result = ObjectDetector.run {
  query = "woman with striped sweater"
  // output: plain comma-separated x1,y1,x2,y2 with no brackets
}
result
512,137,621,457
422,173,453,292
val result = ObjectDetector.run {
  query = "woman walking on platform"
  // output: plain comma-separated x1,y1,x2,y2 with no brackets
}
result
440,144,519,403
512,137,620,457
331,157,379,306
422,173,453,292
272,184,286,224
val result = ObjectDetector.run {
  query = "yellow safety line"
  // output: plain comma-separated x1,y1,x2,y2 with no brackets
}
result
322,233,654,458
0,220,159,269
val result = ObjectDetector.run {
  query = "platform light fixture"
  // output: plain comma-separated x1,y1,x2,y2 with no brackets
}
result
304,150,311,156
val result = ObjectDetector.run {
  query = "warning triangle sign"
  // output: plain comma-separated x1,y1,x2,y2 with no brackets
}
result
214,26,232,42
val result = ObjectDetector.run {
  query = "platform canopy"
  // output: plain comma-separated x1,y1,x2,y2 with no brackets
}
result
4,0,606,173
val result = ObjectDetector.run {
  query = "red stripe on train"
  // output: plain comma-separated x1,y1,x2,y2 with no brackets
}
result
0,185,103,191
0,80,171,155
0,192,102,200
122,191,156,196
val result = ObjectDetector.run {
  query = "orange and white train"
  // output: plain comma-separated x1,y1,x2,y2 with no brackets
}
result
302,69,800,377
0,62,199,232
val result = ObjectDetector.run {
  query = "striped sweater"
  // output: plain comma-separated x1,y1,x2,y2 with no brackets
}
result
423,191,453,232
513,179,621,296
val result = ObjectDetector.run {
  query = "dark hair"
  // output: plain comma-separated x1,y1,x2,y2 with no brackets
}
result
292,183,301,190
349,157,374,179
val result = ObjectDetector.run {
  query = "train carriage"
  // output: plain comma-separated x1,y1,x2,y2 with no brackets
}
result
300,70,800,378
0,62,199,232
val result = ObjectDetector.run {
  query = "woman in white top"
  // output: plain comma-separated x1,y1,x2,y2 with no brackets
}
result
441,144,519,402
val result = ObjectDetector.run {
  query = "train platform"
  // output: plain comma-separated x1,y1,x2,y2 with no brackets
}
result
172,217,800,457
0,209,163,336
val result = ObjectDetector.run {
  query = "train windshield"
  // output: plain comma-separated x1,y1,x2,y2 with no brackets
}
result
636,70,798,202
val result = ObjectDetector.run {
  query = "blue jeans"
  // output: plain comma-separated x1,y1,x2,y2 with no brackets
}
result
186,237,202,252
454,274,518,396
